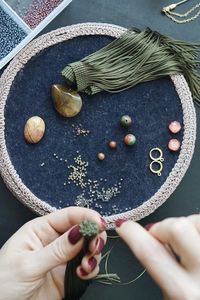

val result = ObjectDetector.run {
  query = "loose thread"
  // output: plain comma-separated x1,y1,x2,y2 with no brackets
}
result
96,237,146,286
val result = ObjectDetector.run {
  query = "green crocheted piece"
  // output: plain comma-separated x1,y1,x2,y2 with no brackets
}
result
79,220,99,238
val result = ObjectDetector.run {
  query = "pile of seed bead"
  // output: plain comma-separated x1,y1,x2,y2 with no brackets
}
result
67,154,88,188
22,0,63,28
96,184,122,202
72,123,90,136
0,6,27,59
65,153,123,211
74,194,93,208
7,0,31,18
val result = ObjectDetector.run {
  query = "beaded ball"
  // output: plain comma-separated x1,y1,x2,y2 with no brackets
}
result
108,141,117,149
168,139,181,152
120,115,132,127
124,134,136,146
98,152,105,160
169,121,181,134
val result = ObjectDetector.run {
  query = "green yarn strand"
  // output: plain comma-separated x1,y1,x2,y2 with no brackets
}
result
62,28,200,103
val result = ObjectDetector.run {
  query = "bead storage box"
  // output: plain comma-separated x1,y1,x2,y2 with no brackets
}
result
0,23,196,228
0,0,72,69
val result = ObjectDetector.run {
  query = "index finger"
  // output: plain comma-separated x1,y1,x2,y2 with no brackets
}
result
116,221,189,297
8,207,106,250
43,207,106,233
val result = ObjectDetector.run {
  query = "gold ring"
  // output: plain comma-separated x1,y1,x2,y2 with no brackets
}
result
149,147,164,162
149,160,163,176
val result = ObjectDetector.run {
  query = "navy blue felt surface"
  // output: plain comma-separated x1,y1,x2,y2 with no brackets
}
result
5,35,183,216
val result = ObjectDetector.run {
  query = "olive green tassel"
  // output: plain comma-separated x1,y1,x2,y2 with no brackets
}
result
62,28,200,104
63,220,98,300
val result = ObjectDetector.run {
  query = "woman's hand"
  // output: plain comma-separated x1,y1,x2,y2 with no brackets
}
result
116,215,200,300
0,207,107,300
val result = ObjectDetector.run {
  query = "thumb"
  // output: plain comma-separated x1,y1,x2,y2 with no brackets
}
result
33,225,84,274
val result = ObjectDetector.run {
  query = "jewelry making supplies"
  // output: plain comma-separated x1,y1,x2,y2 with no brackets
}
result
22,0,63,29
72,124,90,136
0,7,27,60
98,153,105,160
124,134,136,146
169,121,181,134
168,139,181,152
74,179,123,213
24,116,45,144
74,194,93,208
108,141,117,149
149,147,164,176
61,28,200,104
162,0,200,24
52,84,82,117
120,115,132,127
53,153,68,163
67,154,88,188
64,152,123,213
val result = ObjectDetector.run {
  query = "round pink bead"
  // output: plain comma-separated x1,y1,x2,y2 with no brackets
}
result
168,139,181,152
168,121,181,134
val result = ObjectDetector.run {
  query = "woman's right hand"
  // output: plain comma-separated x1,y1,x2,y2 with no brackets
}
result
116,215,200,300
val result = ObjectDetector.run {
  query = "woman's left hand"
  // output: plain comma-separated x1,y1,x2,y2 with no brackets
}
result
0,207,107,300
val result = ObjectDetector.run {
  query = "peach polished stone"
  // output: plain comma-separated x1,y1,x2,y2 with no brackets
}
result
168,139,181,152
169,121,181,134
24,116,45,144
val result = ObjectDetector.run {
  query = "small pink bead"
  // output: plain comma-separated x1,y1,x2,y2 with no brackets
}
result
168,139,181,152
168,121,181,134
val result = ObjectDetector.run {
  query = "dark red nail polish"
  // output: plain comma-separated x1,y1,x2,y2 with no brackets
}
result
100,217,107,230
96,237,104,254
145,223,155,231
115,219,126,227
88,257,97,271
68,225,82,244
80,268,88,277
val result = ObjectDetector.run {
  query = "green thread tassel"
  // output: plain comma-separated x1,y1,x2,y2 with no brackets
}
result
62,28,200,104
63,220,98,300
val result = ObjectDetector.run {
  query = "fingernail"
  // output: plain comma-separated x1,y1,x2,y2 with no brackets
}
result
145,223,155,231
68,225,82,244
95,237,104,254
80,267,88,277
100,217,107,230
115,218,126,227
88,257,97,271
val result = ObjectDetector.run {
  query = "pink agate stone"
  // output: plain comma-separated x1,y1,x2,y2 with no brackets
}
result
168,139,181,152
168,121,181,134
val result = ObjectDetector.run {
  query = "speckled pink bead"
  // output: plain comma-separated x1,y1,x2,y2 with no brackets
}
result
168,121,181,134
168,139,181,152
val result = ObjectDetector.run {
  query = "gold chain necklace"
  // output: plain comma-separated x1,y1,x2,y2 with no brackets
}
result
162,0,200,23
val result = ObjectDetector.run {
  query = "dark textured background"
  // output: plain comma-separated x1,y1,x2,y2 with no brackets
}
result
1,0,200,299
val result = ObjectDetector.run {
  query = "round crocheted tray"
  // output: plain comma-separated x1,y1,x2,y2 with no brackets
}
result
0,23,196,228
